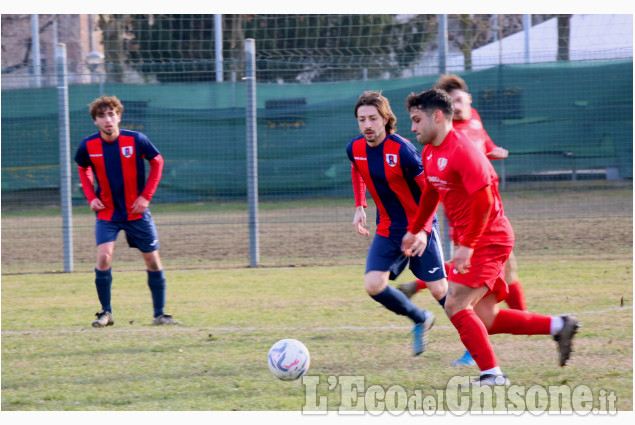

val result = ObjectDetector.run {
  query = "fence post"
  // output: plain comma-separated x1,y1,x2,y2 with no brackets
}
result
31,14,42,88
438,14,448,75
56,43,73,273
245,38,259,267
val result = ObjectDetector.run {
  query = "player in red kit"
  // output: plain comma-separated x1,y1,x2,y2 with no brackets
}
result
75,96,179,328
399,76,526,366
402,89,578,386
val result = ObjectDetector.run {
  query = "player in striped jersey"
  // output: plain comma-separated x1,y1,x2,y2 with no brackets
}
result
346,91,446,356
75,96,179,328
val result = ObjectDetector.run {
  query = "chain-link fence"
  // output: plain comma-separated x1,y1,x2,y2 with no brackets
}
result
1,14,633,274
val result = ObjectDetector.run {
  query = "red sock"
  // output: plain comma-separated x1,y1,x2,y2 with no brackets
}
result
450,309,498,371
415,279,427,291
488,309,551,335
505,281,527,310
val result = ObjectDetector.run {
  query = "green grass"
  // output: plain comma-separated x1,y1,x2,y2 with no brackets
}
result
1,260,632,411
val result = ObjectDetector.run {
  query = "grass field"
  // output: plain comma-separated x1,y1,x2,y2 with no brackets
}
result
1,183,632,415
1,259,632,412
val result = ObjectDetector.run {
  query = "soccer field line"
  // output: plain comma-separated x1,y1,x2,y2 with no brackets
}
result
1,305,631,337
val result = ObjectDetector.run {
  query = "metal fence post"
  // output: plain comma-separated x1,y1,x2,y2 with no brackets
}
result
56,43,73,273
245,38,259,267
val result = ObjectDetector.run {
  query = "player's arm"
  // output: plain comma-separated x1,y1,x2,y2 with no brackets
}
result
484,135,508,159
131,154,164,214
351,164,369,235
401,182,440,257
77,166,104,211
414,172,438,233
452,185,494,273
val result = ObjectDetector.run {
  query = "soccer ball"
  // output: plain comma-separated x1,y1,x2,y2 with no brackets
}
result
267,338,310,381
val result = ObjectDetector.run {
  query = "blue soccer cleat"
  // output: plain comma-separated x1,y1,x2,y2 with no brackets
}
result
452,349,476,366
412,310,435,356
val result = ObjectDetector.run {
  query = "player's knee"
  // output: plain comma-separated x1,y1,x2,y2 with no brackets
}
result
364,278,386,296
96,253,112,269
427,279,448,300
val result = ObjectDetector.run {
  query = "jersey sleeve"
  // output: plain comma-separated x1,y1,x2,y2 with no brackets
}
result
399,141,424,180
74,141,91,167
455,142,493,195
136,133,161,160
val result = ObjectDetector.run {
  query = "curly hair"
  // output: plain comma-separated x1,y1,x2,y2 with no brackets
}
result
89,96,124,120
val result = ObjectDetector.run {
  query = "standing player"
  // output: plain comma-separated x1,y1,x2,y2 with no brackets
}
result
347,91,446,356
399,75,525,319
75,95,179,328
402,89,578,386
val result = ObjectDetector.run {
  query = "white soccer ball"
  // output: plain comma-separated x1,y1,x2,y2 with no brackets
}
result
267,338,310,381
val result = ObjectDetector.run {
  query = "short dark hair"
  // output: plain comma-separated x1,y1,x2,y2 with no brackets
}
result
405,88,454,119
354,91,397,135
435,74,468,93
89,96,124,120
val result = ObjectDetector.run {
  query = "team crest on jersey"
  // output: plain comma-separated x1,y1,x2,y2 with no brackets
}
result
385,154,398,167
437,157,448,170
121,146,134,158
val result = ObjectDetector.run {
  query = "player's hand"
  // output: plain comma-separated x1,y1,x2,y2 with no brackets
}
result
451,245,474,274
401,230,428,257
130,196,150,215
353,206,369,236
90,198,105,211
486,147,509,159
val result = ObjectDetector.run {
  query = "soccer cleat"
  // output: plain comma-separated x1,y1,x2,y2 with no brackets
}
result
412,310,435,356
452,350,477,367
397,281,417,299
554,315,579,366
92,310,114,328
153,314,181,326
466,374,511,387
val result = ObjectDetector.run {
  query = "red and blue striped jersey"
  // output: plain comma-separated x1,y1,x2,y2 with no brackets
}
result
346,134,437,239
75,129,161,221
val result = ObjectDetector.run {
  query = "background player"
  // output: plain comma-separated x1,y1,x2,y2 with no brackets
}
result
347,91,446,356
402,89,579,386
75,95,179,328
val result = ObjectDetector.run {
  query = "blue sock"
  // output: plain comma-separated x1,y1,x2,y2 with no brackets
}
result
147,269,166,318
437,295,446,309
95,268,112,313
371,285,426,324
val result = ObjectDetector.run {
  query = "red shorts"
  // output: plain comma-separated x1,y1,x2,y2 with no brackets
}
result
447,243,513,303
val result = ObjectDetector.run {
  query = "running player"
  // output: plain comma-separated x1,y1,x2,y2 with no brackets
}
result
75,95,179,328
402,89,578,386
347,91,445,356
399,76,526,367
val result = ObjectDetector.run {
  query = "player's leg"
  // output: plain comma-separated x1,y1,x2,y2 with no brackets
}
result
125,212,179,325
483,290,579,367
92,219,119,328
504,251,527,310
365,235,435,355
444,282,508,386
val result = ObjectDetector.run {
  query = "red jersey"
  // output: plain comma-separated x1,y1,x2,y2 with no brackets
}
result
452,108,498,155
421,129,514,247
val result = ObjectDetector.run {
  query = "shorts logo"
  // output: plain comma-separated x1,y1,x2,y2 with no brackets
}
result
386,154,398,167
121,146,134,158
437,158,448,170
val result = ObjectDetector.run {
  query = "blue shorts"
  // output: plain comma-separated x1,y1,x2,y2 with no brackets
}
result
366,224,446,282
95,211,160,253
